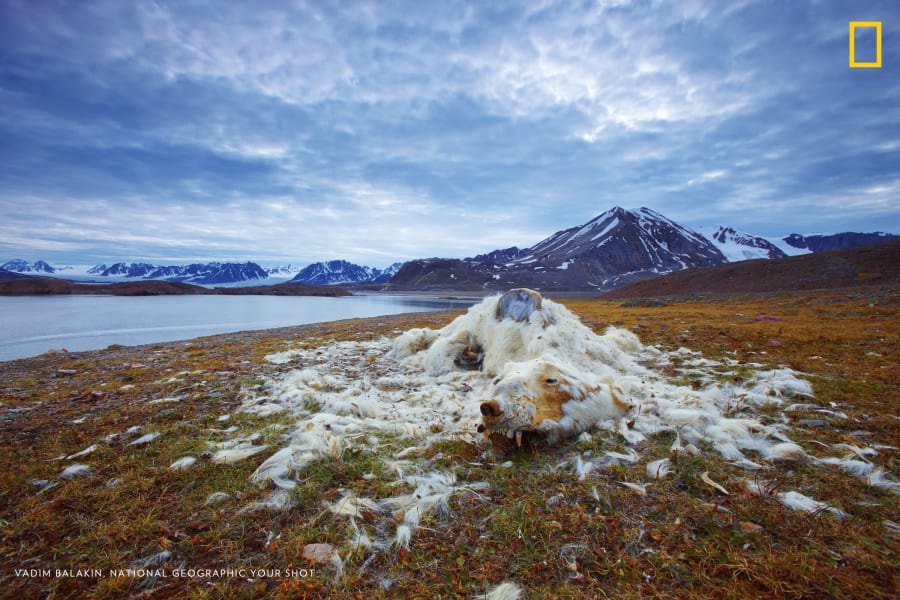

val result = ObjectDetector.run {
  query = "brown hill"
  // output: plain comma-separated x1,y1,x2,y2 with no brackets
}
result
212,282,350,296
601,239,900,299
0,278,349,297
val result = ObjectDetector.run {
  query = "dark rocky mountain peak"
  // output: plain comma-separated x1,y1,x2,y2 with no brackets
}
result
391,206,727,291
466,247,524,264
783,232,899,252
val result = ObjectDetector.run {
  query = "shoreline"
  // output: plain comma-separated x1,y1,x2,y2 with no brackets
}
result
0,277,351,297
0,296,474,364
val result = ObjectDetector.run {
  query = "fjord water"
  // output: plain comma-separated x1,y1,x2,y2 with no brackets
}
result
0,294,475,362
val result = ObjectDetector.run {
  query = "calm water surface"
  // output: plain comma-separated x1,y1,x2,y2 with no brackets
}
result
0,294,476,362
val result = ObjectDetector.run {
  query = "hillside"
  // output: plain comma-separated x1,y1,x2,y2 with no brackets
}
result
0,278,350,297
212,282,351,297
0,278,205,296
0,268,30,280
602,239,900,299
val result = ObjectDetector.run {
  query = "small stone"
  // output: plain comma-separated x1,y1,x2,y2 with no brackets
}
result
799,419,828,427
739,521,764,534
302,543,335,564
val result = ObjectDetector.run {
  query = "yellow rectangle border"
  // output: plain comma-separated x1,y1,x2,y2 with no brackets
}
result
849,21,882,68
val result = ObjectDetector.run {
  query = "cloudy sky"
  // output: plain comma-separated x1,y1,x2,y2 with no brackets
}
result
1,0,897,267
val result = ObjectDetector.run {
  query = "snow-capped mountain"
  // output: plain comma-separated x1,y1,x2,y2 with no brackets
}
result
289,260,404,285
5,218,894,292
697,229,899,261
514,206,725,281
371,262,404,283
176,262,268,285
85,261,268,284
91,262,157,277
264,264,304,279
2,259,58,274
290,260,373,285
392,209,899,291
699,226,788,261
393,207,728,290
0,257,400,286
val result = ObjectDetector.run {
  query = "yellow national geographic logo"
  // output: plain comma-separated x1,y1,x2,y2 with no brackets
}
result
849,21,882,68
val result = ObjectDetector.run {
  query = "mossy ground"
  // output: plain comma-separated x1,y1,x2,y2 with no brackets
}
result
0,288,897,599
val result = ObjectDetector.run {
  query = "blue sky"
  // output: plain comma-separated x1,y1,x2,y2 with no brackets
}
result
1,0,897,267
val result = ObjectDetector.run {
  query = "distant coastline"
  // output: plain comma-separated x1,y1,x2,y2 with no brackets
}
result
0,277,351,297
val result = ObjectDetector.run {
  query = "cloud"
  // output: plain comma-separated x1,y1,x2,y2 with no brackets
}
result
0,0,898,265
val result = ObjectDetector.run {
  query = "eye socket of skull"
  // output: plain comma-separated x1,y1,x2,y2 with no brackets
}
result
480,400,502,417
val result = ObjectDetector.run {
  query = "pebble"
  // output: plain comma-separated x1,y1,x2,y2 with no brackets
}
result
739,521,764,534
302,543,335,564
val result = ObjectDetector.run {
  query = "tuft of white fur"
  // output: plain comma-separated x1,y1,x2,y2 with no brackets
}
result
329,493,381,517
817,457,875,477
477,581,523,600
249,446,295,486
67,444,98,460
572,455,593,480
391,328,440,360
60,464,91,478
832,443,879,459
247,489,295,512
767,442,809,462
205,492,230,505
619,481,650,495
393,293,649,379
241,402,285,417
744,478,776,497
212,446,267,464
778,491,846,518
271,474,297,490
865,469,900,493
604,449,640,464
646,458,671,479
393,524,412,549
347,520,379,550
170,456,197,470
329,552,344,579
129,432,160,446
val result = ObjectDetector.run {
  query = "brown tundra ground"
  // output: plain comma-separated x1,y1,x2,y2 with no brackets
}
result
0,286,897,599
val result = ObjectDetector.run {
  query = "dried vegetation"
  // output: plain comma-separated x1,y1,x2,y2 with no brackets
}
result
0,288,897,599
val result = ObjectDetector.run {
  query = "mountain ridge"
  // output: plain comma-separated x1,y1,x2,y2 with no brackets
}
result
390,206,730,291
3,211,897,290
289,260,403,285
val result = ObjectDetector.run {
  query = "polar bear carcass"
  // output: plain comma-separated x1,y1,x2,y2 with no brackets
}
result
391,289,636,445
